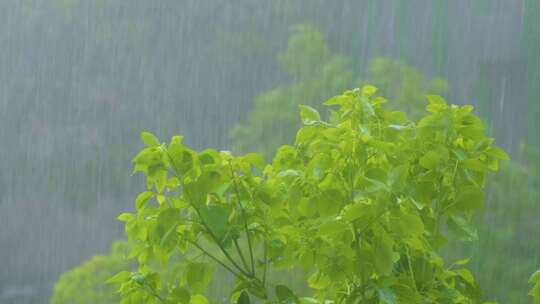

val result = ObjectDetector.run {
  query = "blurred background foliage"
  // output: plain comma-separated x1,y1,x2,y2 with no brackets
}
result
0,1,538,303
230,25,447,160
49,242,131,304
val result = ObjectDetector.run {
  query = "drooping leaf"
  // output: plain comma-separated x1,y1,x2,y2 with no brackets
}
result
447,215,478,241
275,285,296,301
186,262,213,294
299,105,321,125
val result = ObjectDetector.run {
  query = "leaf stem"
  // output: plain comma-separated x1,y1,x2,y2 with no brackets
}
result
143,282,165,303
188,239,243,279
406,247,419,294
229,162,256,276
164,149,251,278
234,239,250,271
262,239,268,286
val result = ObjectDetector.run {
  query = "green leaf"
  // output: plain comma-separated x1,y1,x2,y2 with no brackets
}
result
419,151,441,170
186,262,213,293
117,213,134,222
486,146,509,160
189,294,209,304
236,291,250,304
361,175,390,193
398,212,424,237
199,204,230,245
171,135,184,145
455,268,475,285
425,95,448,113
387,164,409,190
447,215,478,241
308,271,331,289
374,234,394,275
530,269,540,284
452,258,471,266
156,208,182,248
324,95,350,106
275,285,296,301
454,186,485,211
362,84,377,97
247,283,268,299
106,271,131,284
170,287,190,303
462,159,486,172
242,153,265,170
341,201,373,222
141,131,160,147
299,105,321,125
135,191,154,210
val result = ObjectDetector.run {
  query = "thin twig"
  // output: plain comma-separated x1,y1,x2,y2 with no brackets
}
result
262,239,268,286
188,240,243,279
234,239,250,271
229,162,256,276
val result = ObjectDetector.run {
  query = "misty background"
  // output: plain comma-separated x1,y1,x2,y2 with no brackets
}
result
0,1,538,303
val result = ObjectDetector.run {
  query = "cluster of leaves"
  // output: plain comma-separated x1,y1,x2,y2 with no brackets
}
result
113,85,507,303
229,24,447,160
50,241,131,304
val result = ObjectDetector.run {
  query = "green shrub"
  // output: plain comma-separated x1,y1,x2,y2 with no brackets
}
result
112,85,506,303
50,241,131,304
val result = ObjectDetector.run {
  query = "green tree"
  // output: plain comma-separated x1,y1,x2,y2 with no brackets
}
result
230,25,447,160
113,86,506,303
50,242,132,304
229,24,355,160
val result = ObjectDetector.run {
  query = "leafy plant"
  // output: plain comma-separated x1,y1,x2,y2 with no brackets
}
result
50,241,131,304
113,85,506,303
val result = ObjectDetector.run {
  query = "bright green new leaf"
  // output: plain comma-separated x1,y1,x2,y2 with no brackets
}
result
141,131,160,147
189,294,209,304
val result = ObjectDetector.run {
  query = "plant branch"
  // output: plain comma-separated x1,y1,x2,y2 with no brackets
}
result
262,239,268,286
143,282,165,303
229,162,256,276
187,239,243,279
164,150,251,278
234,239,250,271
